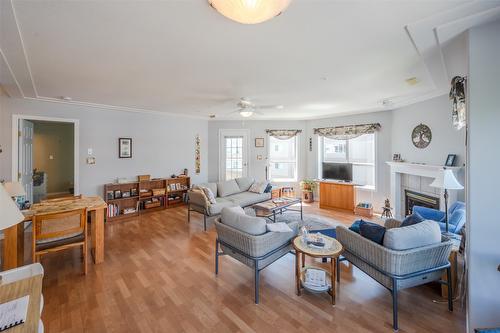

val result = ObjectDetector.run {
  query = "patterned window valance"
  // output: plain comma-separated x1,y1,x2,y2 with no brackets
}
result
313,123,381,140
266,129,302,140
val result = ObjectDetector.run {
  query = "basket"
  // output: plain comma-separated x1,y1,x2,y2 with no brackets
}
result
152,188,166,196
145,201,161,209
138,175,151,182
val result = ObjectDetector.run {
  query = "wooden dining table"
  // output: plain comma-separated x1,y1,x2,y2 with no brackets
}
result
2,196,107,270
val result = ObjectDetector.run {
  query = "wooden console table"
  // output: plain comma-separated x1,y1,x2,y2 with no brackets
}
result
2,196,107,270
319,181,356,212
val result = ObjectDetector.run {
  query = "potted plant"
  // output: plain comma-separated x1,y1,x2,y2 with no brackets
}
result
300,179,317,203
300,179,317,192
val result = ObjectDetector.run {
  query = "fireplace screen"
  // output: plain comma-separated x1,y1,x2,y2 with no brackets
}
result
405,190,440,216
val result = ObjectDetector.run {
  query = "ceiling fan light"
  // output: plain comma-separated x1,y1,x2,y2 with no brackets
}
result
208,0,292,24
239,110,254,117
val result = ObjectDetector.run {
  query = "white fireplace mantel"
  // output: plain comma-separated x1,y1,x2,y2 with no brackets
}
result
386,162,462,219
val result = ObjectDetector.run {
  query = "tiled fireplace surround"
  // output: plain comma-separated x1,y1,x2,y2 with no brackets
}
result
387,162,462,220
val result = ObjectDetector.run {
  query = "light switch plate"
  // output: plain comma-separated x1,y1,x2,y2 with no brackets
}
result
49,155,54,160
87,148,93,155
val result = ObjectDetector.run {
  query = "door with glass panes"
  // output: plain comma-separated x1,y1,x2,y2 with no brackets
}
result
219,130,249,180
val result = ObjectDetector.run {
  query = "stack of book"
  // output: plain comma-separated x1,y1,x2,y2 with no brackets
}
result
303,268,329,292
107,203,119,217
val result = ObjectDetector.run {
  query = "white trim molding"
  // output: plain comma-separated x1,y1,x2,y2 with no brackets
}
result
386,161,462,219
11,114,80,196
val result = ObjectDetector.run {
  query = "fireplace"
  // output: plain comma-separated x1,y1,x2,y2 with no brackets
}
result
404,190,440,217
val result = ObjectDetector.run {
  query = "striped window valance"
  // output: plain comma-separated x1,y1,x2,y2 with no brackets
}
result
313,123,381,140
265,129,302,140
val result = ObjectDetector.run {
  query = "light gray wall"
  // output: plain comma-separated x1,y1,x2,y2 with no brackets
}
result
207,120,307,188
391,95,466,201
0,96,208,195
467,20,500,332
391,95,466,167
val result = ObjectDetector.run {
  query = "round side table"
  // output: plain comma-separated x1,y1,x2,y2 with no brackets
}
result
292,235,343,305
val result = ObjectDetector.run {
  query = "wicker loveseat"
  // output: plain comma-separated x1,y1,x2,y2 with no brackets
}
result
214,213,298,304
336,219,454,331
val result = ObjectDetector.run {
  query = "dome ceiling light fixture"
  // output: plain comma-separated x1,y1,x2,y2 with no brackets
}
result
208,0,293,25
239,110,254,117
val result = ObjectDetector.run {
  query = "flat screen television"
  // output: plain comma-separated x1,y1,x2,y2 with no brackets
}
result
322,163,353,182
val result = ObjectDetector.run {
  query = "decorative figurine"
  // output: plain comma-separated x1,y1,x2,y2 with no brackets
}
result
381,198,393,218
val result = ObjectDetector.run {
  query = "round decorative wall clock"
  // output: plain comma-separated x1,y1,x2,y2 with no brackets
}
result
412,124,432,149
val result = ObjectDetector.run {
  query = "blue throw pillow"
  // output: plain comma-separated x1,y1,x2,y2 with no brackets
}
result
264,183,273,193
359,221,386,245
401,212,425,227
349,220,363,234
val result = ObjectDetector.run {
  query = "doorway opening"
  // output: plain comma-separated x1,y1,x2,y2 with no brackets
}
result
12,115,79,204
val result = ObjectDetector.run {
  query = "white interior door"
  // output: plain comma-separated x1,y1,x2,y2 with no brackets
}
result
219,130,249,181
18,119,34,203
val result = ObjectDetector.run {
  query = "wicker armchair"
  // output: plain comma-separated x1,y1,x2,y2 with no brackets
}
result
336,219,454,331
214,218,298,303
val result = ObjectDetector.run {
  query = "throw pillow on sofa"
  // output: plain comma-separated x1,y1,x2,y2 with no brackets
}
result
383,220,441,250
267,222,293,233
200,187,217,204
359,221,386,245
235,177,255,192
349,220,363,233
217,179,241,197
249,181,269,194
400,212,425,227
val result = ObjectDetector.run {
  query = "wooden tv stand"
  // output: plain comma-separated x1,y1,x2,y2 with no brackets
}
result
319,180,356,212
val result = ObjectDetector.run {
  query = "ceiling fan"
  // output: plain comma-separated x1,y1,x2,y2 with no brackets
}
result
228,97,284,118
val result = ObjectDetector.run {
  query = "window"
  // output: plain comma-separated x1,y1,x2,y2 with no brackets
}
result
224,136,243,180
321,134,375,187
268,136,298,181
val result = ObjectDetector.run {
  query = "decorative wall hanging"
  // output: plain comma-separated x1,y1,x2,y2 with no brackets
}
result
309,137,313,152
314,123,380,140
255,138,264,147
449,76,467,130
195,135,201,175
411,124,432,149
265,129,302,140
118,138,132,158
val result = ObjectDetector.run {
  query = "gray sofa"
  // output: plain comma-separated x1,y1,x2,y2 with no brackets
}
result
336,218,454,331
214,207,298,303
187,177,271,231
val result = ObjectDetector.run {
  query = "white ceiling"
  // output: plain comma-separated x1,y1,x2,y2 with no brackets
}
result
1,0,500,120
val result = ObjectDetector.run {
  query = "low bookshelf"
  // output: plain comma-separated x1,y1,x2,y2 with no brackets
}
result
104,176,190,221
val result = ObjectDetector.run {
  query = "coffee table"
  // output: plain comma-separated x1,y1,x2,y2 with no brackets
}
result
252,198,302,222
292,235,343,305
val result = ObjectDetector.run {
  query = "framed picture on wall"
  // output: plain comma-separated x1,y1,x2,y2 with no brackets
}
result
445,154,457,167
255,138,264,147
119,138,132,158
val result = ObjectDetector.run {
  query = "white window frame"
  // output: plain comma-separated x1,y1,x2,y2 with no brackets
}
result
268,135,299,182
318,133,377,190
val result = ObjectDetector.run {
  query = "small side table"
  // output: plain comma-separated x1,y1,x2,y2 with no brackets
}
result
441,234,461,298
292,235,343,305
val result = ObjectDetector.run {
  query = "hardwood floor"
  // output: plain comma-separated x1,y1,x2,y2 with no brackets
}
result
33,203,464,332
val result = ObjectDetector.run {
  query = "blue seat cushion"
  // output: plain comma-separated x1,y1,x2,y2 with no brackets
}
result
401,212,425,227
359,221,386,245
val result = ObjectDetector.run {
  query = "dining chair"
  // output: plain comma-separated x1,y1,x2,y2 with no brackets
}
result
32,208,88,275
40,194,82,203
